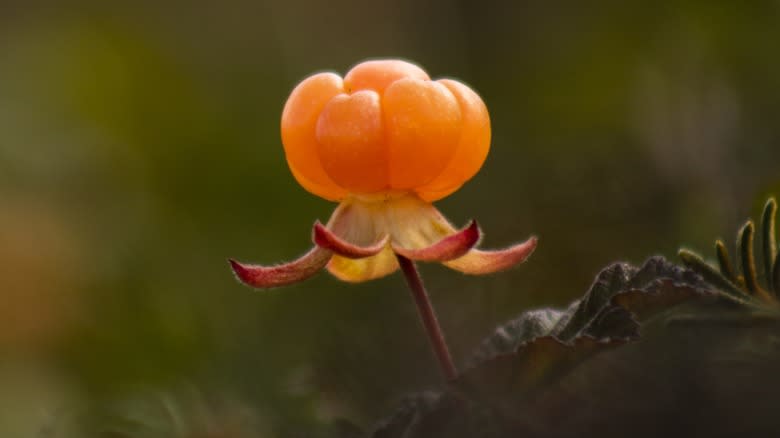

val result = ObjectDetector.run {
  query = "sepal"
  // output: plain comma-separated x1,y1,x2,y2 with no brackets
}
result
229,247,331,288
445,236,538,275
393,220,480,262
313,221,389,258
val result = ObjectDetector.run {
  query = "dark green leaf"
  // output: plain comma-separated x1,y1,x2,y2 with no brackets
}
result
558,256,709,340
763,198,778,294
555,263,636,341
458,257,709,407
467,308,566,366
738,221,761,294
583,306,639,339
716,239,738,284
679,249,753,304
458,335,625,405
610,279,714,322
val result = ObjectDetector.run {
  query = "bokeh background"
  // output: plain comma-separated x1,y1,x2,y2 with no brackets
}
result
2,1,779,436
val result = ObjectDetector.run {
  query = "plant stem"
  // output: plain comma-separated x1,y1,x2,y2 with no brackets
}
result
396,254,458,382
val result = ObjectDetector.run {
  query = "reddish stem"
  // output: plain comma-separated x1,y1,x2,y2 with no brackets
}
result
396,254,458,382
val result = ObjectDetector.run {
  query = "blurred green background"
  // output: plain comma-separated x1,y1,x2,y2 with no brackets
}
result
1,1,779,436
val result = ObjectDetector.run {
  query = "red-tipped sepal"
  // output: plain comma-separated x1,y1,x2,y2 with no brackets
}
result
313,221,389,259
229,246,332,288
444,236,538,275
393,220,481,262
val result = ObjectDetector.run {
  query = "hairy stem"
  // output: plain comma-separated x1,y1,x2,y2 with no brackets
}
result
396,254,458,382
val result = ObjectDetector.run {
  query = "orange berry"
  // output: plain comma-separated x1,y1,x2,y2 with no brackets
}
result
416,79,491,201
316,90,388,192
383,78,462,189
280,60,490,202
343,59,429,94
281,73,348,201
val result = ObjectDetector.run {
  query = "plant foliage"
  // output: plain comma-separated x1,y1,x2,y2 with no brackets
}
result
368,198,780,437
